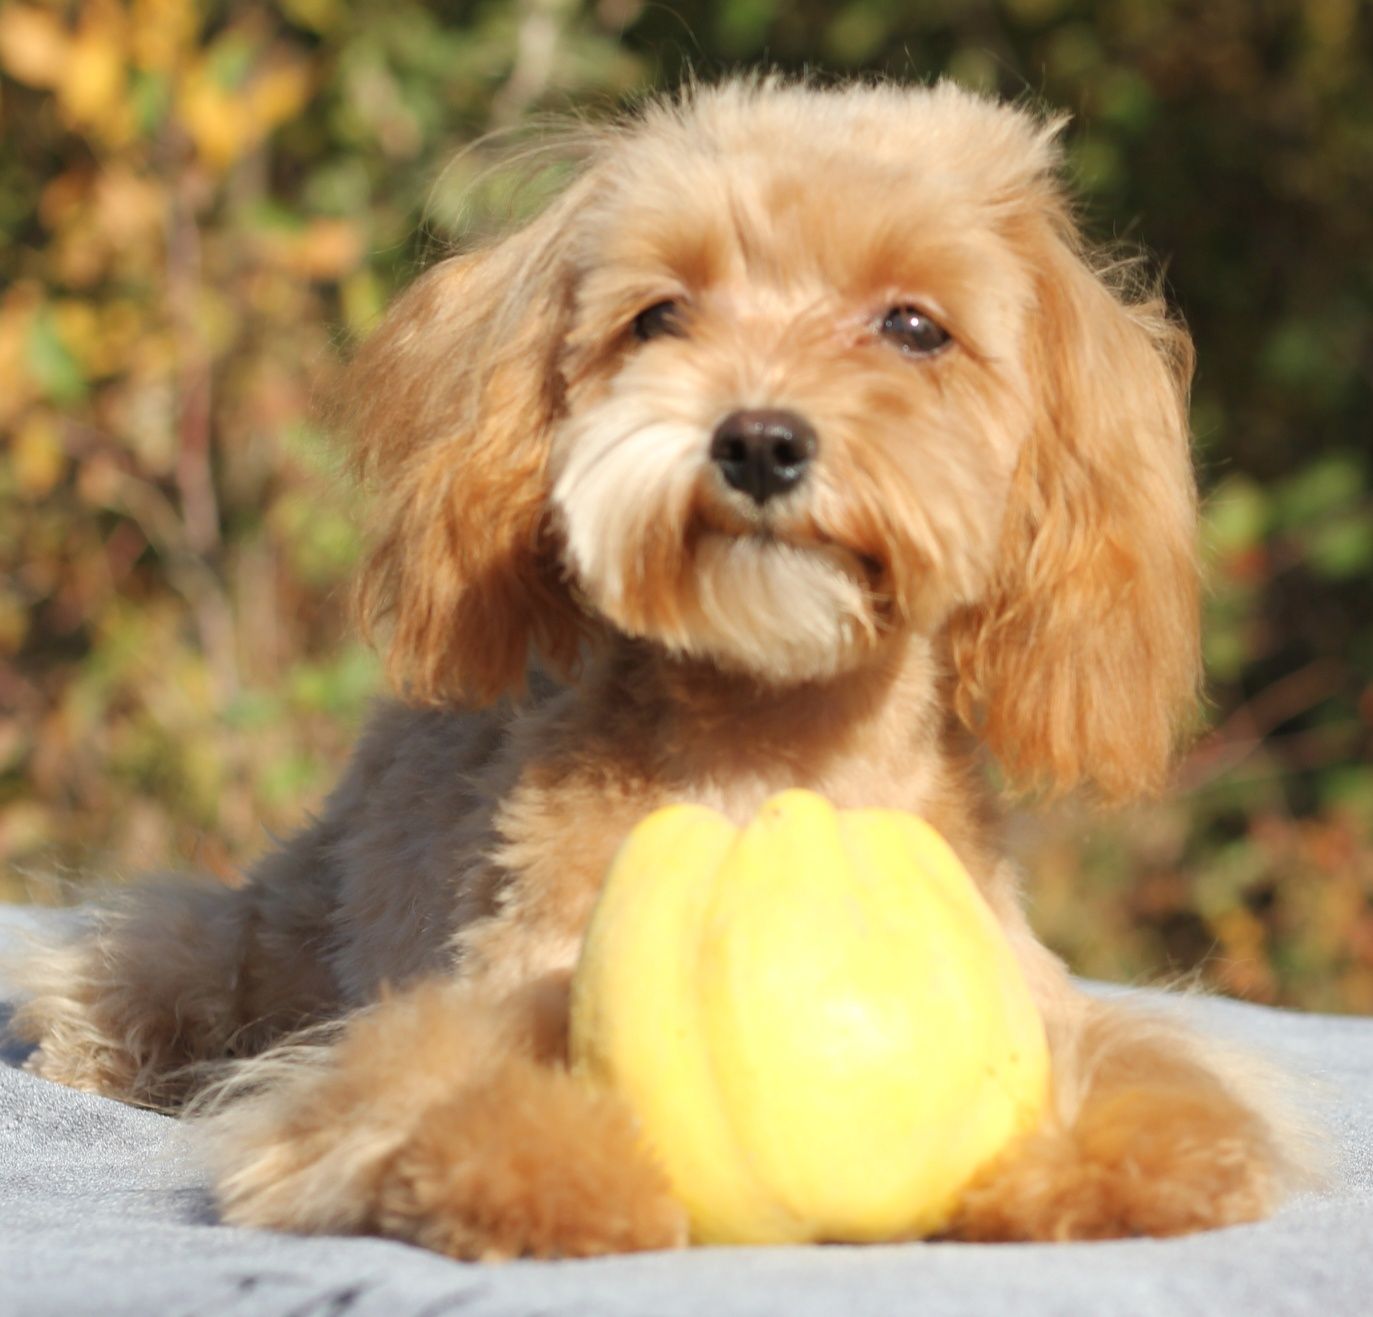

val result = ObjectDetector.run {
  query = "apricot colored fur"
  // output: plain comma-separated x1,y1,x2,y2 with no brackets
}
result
9,78,1307,1259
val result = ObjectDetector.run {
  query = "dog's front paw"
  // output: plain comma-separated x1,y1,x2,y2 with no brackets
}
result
209,977,687,1260
211,1045,686,1260
374,1058,687,1260
948,1084,1279,1242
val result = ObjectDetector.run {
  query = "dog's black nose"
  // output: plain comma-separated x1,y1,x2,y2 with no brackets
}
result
709,409,818,505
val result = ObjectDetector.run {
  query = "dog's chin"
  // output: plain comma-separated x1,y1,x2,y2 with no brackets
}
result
595,531,882,686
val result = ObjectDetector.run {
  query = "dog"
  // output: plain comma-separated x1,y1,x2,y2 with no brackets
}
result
10,77,1302,1259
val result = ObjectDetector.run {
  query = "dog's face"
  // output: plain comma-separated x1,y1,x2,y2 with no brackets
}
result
550,89,1045,682
347,81,1200,801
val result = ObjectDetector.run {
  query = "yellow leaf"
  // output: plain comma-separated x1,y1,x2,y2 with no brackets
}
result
247,60,313,132
178,42,315,172
0,589,28,656
281,0,345,35
76,451,122,507
299,217,364,279
0,6,69,89
0,288,41,430
51,300,102,372
57,8,131,142
1215,906,1267,962
266,218,364,281
38,169,92,232
0,801,54,862
178,69,246,171
340,267,384,333
129,0,201,74
11,412,66,498
93,166,166,250
96,299,149,375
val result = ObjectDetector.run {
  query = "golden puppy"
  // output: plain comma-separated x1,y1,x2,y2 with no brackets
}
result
12,78,1301,1258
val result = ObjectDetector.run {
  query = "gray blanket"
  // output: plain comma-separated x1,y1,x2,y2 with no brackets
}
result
2,903,1370,1316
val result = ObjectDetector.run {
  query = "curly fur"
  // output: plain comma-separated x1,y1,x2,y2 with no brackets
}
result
8,77,1308,1259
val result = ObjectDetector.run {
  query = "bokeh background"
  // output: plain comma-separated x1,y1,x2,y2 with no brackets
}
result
2,0,1370,1010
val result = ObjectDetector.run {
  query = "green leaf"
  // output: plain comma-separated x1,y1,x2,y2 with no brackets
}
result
1204,476,1270,555
1098,69,1156,134
1321,767,1373,821
25,309,87,405
823,3,892,66
225,689,285,731
717,0,779,57
208,33,257,90
1305,513,1373,579
129,70,171,137
1273,453,1366,530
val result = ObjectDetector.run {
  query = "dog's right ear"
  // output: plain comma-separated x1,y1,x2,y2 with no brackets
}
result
345,182,594,707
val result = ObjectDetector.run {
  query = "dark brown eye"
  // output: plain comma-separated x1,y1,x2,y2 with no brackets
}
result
879,305,951,356
633,300,683,342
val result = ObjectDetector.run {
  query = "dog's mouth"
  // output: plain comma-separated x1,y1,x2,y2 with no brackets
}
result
689,495,892,606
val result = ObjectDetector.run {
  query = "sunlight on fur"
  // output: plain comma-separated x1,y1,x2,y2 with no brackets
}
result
4,75,1312,1260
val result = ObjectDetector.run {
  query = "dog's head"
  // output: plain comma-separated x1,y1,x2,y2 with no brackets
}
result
348,80,1199,801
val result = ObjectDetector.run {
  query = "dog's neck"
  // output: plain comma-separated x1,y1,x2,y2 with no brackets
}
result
573,633,999,873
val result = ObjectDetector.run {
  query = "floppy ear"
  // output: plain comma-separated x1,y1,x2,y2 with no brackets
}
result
345,190,591,707
948,212,1200,802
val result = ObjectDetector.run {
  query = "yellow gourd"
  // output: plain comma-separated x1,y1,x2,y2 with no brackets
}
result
569,789,1050,1246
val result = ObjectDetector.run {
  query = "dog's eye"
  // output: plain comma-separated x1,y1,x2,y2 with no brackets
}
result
879,305,951,356
633,300,683,342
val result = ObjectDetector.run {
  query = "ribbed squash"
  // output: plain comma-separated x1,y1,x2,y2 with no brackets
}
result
569,789,1050,1245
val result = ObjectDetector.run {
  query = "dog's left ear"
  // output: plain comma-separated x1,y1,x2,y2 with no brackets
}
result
344,181,595,707
948,210,1201,802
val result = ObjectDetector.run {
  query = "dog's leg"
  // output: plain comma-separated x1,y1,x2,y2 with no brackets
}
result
948,991,1301,1241
9,830,341,1107
205,973,686,1259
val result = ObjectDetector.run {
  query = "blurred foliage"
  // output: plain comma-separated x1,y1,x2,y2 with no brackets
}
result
1,0,1370,1010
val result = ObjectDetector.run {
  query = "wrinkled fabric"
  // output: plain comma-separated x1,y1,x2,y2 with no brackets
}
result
2,902,1369,1317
